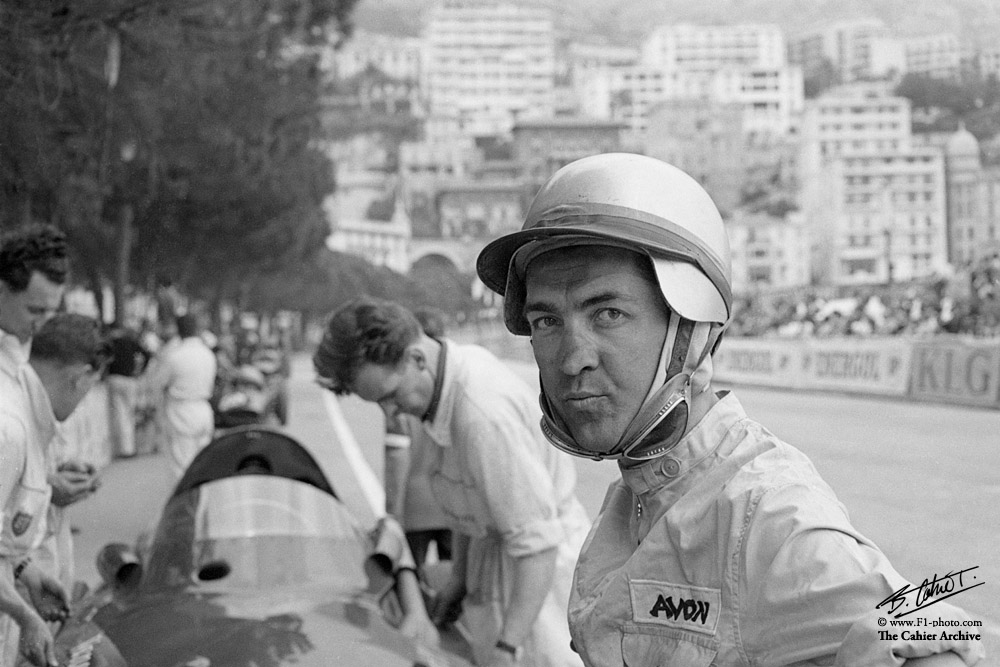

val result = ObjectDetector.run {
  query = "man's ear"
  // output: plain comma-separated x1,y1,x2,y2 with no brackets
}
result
408,346,426,370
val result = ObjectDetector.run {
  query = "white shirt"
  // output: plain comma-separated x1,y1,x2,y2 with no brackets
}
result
150,336,217,402
0,360,56,560
0,329,29,411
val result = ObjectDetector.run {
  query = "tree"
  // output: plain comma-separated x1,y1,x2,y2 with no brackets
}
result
1,0,360,322
245,248,433,320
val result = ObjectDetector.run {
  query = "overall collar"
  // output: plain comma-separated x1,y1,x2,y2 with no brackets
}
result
423,339,459,448
421,336,447,423
619,390,744,498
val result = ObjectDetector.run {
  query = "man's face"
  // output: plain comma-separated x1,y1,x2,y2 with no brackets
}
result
351,351,434,419
0,271,64,342
524,246,669,454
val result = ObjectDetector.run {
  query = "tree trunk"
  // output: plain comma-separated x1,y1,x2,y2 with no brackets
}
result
114,204,134,325
88,269,104,322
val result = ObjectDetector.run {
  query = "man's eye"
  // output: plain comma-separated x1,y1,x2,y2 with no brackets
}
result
595,308,625,323
529,316,557,331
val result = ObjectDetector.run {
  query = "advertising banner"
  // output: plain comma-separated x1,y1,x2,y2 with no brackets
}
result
801,338,912,396
909,340,1000,408
713,338,803,389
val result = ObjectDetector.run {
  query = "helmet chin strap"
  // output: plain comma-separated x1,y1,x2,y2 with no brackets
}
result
537,315,721,462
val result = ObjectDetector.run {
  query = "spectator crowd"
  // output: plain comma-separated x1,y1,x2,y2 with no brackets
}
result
729,253,1000,338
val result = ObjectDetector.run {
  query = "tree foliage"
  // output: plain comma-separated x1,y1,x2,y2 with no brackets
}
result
895,72,1000,115
245,248,435,317
1,0,359,317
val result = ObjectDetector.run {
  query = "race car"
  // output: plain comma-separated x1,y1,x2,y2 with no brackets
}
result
55,426,473,667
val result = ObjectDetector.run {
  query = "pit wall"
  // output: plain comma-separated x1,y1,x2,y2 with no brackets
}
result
711,337,1000,409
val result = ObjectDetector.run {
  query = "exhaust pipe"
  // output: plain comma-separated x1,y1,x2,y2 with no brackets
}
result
96,543,142,590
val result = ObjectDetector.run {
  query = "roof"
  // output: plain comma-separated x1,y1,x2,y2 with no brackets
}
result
946,123,980,156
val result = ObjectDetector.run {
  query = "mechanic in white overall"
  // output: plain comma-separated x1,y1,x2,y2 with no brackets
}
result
148,313,217,479
1,314,109,667
475,153,985,666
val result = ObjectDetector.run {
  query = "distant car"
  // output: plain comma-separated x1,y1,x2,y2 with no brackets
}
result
55,426,473,667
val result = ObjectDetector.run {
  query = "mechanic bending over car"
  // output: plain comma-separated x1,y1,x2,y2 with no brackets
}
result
315,298,591,667
474,153,985,667
1,314,111,667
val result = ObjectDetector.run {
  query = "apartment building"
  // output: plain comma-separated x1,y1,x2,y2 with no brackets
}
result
904,33,962,80
511,117,625,182
799,84,912,198
728,211,811,292
575,65,709,133
789,19,889,82
577,62,802,141
708,65,804,143
980,47,1000,78
798,84,952,285
435,180,525,239
644,99,744,215
945,126,1000,266
823,150,948,285
642,23,786,72
562,39,640,82
421,0,556,136
324,169,411,273
328,29,424,82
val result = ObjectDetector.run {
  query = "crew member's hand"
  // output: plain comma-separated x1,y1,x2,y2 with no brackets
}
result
17,610,59,667
398,608,441,647
20,562,70,622
429,576,466,628
50,461,99,507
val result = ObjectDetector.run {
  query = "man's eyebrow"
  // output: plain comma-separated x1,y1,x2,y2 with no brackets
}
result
524,291,633,315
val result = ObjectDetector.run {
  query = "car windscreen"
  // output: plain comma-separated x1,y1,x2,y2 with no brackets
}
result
143,475,369,591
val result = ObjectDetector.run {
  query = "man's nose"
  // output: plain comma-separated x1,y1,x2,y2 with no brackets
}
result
559,323,599,376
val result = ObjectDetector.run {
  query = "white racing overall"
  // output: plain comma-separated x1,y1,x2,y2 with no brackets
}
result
568,392,985,666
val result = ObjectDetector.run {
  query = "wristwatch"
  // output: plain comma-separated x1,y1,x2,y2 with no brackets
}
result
495,639,522,660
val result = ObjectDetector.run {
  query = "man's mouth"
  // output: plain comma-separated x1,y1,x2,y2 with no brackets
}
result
563,393,607,409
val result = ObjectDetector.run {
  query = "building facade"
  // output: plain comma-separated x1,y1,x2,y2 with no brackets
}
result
945,126,1000,267
823,150,948,285
327,29,424,82
324,169,411,273
728,211,811,293
789,19,888,82
904,33,962,80
510,117,625,182
421,0,556,136
642,23,786,73
644,99,744,215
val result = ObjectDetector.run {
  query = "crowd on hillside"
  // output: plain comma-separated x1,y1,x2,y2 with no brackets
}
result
728,253,1000,339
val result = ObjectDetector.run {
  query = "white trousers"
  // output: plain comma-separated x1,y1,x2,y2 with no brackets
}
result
163,400,214,479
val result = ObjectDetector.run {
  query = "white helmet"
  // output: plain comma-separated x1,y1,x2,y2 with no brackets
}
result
476,153,733,461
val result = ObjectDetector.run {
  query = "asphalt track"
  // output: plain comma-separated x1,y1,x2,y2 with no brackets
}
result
67,351,1000,663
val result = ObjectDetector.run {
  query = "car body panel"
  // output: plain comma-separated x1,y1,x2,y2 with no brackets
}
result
56,427,473,667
